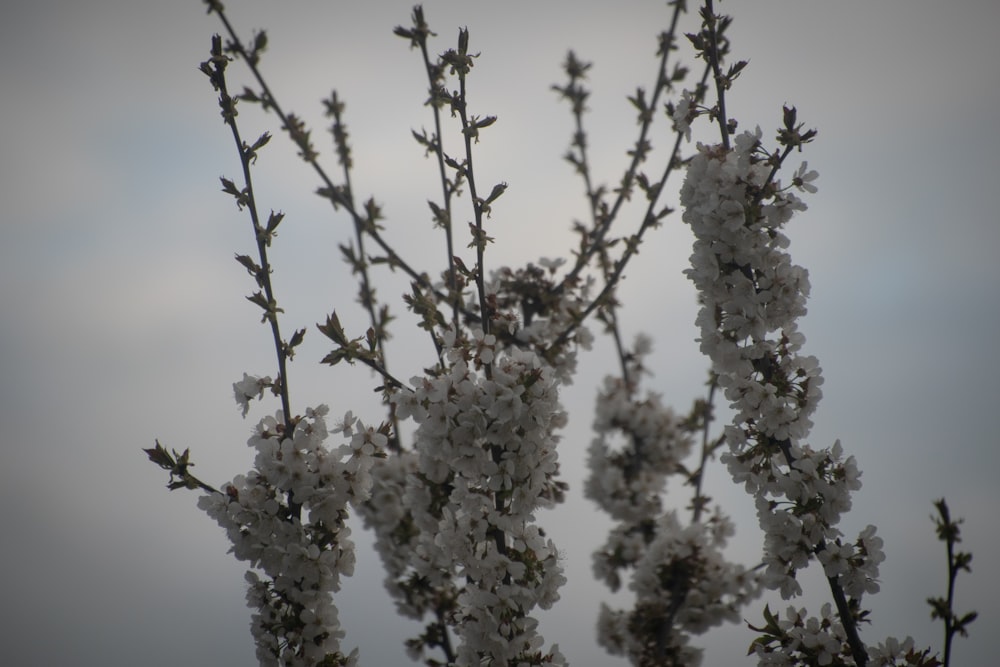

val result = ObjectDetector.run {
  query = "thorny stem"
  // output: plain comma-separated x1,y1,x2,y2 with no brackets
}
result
206,2,469,452
206,3,478,345
434,608,457,666
560,0,688,291
553,8,713,656
353,355,409,395
710,140,865,661
690,376,718,524
144,440,224,496
204,36,318,524
727,291,863,666
772,437,869,667
456,67,491,343
695,0,865,659
931,498,976,667
548,34,714,355
328,101,379,361
942,508,957,667
547,104,697,354
553,49,632,387
703,0,731,150
207,36,294,436
451,29,510,565
194,4,884,666
326,96,403,451
412,12,462,332
556,50,638,390
651,377,723,660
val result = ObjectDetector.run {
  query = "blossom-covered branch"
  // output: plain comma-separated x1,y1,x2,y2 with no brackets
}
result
677,7,947,661
144,3,975,666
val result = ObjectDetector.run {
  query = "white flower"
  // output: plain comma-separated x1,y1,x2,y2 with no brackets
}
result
672,89,698,142
232,373,271,417
383,330,568,664
792,161,819,193
817,540,854,578
868,635,916,665
196,404,387,666
680,134,861,615
331,410,355,435
537,256,565,273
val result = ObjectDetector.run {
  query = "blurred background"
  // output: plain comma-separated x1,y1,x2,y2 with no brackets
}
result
1,1,997,664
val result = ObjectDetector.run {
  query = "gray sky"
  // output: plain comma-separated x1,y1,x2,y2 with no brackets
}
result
1,1,997,665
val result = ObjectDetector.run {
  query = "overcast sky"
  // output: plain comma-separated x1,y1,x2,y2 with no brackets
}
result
1,1,998,665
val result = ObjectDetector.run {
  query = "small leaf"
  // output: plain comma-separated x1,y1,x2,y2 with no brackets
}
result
483,182,507,205
428,200,449,229
252,132,271,150
320,348,351,366
143,440,175,470
318,311,347,344
265,210,284,234
762,604,778,629
628,88,648,114
246,291,269,311
252,30,268,54
239,87,261,104
783,105,797,131
956,611,978,636
220,177,240,197
234,254,262,286
219,176,248,209
685,32,705,52
411,128,430,147
288,328,306,349
474,115,497,129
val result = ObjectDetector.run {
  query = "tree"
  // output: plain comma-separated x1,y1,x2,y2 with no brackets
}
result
147,2,974,665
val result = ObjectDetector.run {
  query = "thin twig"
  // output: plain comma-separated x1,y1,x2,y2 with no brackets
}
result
206,35,294,434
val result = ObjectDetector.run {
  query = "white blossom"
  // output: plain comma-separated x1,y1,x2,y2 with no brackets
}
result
792,161,819,193
682,134,873,621
672,89,698,142
197,405,383,666
233,373,272,417
384,330,568,665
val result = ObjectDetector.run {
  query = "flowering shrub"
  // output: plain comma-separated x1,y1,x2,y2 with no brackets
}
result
145,1,975,666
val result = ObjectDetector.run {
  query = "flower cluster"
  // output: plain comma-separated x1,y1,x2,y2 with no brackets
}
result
749,603,851,666
234,372,273,417
586,338,760,665
388,329,568,666
197,403,385,666
670,89,699,142
147,4,974,665
489,258,594,383
355,451,428,616
680,130,910,662
586,359,692,532
867,637,941,667
597,508,761,666
749,604,937,667
355,448,467,663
